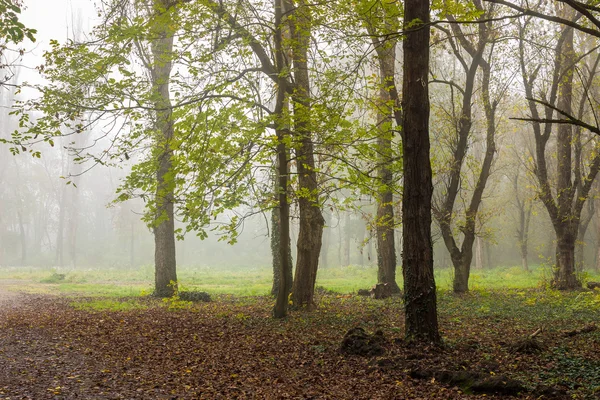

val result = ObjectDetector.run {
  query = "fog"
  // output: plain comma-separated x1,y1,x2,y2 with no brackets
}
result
2,0,600,277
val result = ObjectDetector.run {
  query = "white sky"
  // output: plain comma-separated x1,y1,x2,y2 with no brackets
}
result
19,0,96,85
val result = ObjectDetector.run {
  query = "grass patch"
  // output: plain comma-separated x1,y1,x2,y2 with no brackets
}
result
3,263,600,298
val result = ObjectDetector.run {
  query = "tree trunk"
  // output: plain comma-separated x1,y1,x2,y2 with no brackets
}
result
288,0,324,309
400,0,440,343
357,218,365,266
451,246,473,293
343,212,350,266
319,211,330,268
271,199,293,296
475,237,483,270
433,8,492,294
272,135,291,316
553,228,580,289
596,198,600,272
17,210,26,266
576,200,594,270
151,0,177,297
272,0,293,317
369,21,400,292
521,243,529,272
130,219,135,269
55,184,66,268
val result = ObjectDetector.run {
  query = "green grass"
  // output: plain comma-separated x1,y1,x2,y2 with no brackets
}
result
2,263,600,298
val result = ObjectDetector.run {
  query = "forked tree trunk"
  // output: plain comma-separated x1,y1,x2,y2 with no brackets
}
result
151,0,178,297
435,6,493,294
400,0,440,343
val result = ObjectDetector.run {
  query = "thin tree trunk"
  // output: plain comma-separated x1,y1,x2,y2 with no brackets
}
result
475,237,483,270
343,212,350,266
130,219,135,269
272,0,292,318
17,211,26,266
357,219,365,266
55,184,66,268
369,26,400,292
576,200,594,270
151,0,177,297
595,199,600,271
319,211,330,268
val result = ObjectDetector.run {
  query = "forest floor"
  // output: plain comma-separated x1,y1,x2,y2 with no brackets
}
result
0,282,599,399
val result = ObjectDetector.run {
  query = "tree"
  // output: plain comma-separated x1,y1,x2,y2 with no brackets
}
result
516,7,600,289
431,1,500,293
359,0,402,293
148,0,178,297
401,0,440,342
272,0,293,313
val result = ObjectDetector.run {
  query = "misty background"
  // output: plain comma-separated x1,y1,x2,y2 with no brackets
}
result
0,0,595,275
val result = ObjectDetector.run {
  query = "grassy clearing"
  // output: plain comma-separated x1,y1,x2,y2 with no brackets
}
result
2,263,600,298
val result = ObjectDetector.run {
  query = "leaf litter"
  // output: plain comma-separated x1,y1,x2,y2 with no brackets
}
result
0,290,599,399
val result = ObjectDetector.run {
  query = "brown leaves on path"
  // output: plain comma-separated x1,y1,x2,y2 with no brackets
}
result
0,292,598,399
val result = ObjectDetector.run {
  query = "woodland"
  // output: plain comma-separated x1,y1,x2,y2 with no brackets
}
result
2,0,600,398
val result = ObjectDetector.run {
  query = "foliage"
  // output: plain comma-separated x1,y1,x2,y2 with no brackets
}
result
0,0,36,45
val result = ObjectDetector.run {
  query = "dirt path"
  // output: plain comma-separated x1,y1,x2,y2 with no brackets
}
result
0,280,28,307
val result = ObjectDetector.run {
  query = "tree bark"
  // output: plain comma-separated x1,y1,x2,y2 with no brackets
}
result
288,0,325,309
400,0,440,343
272,0,292,318
319,210,330,268
151,0,178,297
576,200,594,270
271,186,293,296
371,32,400,293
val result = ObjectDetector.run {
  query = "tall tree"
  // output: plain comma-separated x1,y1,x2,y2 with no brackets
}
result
516,8,600,289
401,0,440,342
431,2,499,293
149,0,178,297
288,0,325,309
360,0,402,293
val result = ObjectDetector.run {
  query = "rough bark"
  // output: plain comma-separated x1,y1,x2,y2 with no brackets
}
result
288,0,325,309
151,0,177,298
400,0,440,343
